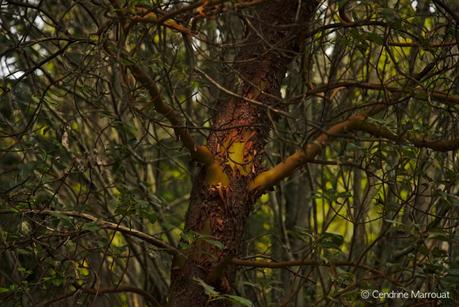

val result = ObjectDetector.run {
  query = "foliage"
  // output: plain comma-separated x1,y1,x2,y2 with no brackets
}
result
0,0,458,306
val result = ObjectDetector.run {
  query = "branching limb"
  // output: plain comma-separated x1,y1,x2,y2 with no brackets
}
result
249,102,458,192
249,113,367,192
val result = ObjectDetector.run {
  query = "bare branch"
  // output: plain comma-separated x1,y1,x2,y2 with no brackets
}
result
0,209,180,256
353,121,459,152
302,81,459,105
195,67,294,118
231,258,402,285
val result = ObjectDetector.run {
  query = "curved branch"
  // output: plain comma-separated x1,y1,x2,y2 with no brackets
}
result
249,113,367,191
129,1,268,34
250,104,458,192
150,0,267,24
194,67,293,118
433,0,459,22
231,257,402,286
127,65,213,165
338,0,353,25
102,41,213,165
0,209,180,256
130,9,193,35
233,257,373,271
353,121,459,152
39,285,161,307
302,81,459,105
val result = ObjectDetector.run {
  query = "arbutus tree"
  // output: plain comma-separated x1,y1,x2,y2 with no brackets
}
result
167,1,319,305
0,0,458,306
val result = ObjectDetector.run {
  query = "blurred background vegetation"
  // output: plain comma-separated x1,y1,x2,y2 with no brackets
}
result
0,0,458,306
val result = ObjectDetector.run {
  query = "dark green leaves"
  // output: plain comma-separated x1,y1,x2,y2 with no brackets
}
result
319,232,345,250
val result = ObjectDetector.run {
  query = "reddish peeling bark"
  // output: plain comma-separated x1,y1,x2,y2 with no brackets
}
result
169,1,318,306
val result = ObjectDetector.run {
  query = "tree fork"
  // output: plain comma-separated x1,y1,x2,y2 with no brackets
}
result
168,1,319,306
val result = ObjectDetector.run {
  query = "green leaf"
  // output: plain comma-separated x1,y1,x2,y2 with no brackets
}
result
82,221,100,233
381,8,401,26
193,277,220,298
319,232,344,249
49,211,72,223
365,32,385,45
199,236,224,250
336,191,352,199
136,200,157,224
224,294,254,307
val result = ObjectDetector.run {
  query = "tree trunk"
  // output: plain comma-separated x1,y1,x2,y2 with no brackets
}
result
168,1,318,306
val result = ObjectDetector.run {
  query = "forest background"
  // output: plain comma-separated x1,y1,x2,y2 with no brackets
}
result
0,0,458,306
